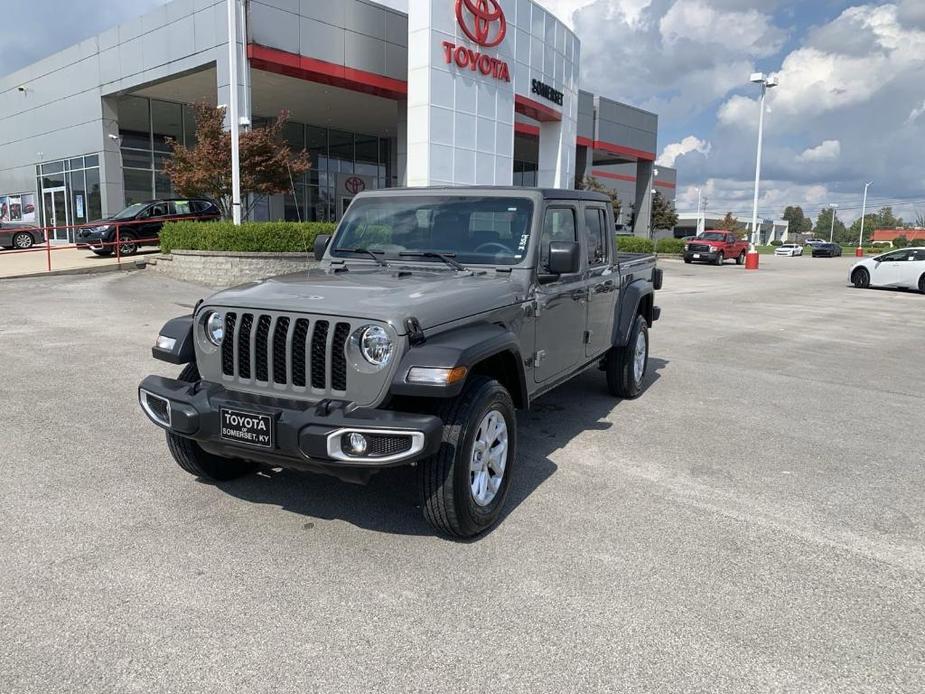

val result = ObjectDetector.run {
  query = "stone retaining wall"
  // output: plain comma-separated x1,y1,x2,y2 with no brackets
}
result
149,250,319,287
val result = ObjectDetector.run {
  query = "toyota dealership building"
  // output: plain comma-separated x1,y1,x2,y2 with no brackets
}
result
0,0,676,241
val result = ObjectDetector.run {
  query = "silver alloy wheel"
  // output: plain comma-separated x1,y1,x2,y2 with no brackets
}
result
13,233,32,249
633,329,647,384
469,409,508,507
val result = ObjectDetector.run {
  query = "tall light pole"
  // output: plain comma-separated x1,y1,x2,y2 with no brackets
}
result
226,0,242,225
828,203,838,243
746,72,778,270
857,181,872,256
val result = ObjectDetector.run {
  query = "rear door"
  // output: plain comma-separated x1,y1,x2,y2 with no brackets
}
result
533,205,586,383
583,204,618,358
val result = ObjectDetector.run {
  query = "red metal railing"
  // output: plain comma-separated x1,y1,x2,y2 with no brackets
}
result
1,215,217,273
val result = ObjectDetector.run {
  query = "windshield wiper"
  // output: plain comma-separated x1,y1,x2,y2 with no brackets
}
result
398,251,467,271
340,248,387,267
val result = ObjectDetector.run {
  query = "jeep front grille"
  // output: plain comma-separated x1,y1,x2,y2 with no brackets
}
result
221,312,352,395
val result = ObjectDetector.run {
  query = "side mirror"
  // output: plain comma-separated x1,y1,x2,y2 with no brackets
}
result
314,234,332,261
547,241,581,275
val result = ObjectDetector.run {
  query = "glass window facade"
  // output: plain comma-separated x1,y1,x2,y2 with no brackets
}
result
33,154,102,241
120,96,396,220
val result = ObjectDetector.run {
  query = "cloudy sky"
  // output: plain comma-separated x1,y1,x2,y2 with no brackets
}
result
3,0,923,223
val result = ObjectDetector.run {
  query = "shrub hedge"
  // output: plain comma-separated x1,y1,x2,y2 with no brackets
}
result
655,238,685,254
616,236,655,253
159,221,337,254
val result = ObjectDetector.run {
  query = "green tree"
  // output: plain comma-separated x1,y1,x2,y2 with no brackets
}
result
876,206,903,229
578,175,623,222
892,236,909,248
719,212,747,238
814,207,847,242
651,191,678,230
782,205,813,234
847,213,879,245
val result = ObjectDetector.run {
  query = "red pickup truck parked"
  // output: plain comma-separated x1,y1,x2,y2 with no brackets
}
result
683,231,750,265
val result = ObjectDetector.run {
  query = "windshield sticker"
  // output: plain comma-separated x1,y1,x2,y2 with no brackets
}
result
518,234,529,251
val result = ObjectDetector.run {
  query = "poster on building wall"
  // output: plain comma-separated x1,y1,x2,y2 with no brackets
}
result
21,194,36,223
7,195,23,221
0,196,8,222
75,195,85,220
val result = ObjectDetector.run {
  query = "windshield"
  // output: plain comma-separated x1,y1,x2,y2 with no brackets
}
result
331,196,535,266
111,203,148,220
698,232,726,241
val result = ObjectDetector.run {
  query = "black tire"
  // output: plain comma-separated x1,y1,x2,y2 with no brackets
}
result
12,232,34,249
919,274,925,294
736,252,746,265
165,363,257,482
418,376,517,539
91,249,113,257
117,232,138,256
851,267,870,289
683,257,692,264
714,253,723,265
606,314,649,399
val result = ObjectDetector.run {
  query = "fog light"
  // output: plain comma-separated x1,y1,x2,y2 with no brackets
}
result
346,432,368,455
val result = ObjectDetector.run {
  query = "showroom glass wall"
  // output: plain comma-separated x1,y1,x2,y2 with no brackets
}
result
118,95,394,221
34,155,102,242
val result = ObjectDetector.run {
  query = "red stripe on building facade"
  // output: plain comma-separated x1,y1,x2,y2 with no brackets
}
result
247,44,408,100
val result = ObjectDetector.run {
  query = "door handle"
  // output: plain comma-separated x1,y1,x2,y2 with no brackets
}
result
570,289,587,301
595,280,616,293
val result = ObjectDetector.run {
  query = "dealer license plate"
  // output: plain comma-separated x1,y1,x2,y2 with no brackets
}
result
693,253,701,259
220,408,274,448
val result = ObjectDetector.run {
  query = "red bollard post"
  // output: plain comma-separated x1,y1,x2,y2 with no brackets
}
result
855,247,864,257
745,249,760,270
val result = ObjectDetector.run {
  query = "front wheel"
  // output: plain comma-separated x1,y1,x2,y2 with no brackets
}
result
736,252,746,265
165,363,257,482
418,376,517,539
91,248,113,257
606,314,649,399
714,253,724,265
117,232,138,256
919,274,925,294
851,267,870,289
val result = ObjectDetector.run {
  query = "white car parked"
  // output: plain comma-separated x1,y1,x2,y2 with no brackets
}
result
775,243,804,257
850,247,925,292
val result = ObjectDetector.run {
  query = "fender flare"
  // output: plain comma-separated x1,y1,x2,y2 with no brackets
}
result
612,280,654,347
152,315,196,364
390,322,527,405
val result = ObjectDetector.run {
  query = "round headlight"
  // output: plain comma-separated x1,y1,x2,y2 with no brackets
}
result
356,325,393,367
205,311,224,346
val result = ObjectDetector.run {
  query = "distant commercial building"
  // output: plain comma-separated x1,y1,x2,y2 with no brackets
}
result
674,212,789,244
0,0,676,241
870,228,925,245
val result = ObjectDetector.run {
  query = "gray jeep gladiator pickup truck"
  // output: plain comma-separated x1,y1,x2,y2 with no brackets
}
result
139,187,662,538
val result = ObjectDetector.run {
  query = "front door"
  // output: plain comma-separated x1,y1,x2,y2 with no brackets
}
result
534,205,586,383
42,187,69,243
583,205,619,357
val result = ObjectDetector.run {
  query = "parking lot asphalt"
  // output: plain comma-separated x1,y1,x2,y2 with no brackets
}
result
1,255,923,693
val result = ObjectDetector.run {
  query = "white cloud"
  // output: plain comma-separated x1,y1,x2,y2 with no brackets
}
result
906,98,925,125
658,135,711,167
659,0,785,57
797,140,841,163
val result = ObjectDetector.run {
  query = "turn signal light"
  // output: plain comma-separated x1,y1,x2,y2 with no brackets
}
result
406,366,468,385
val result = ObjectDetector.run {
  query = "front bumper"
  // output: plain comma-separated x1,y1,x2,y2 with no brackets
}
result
684,249,721,261
76,230,109,249
138,375,443,471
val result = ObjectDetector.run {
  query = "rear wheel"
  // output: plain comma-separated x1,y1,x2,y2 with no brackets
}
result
851,267,870,289
418,376,517,539
165,363,257,482
12,232,34,249
606,314,649,399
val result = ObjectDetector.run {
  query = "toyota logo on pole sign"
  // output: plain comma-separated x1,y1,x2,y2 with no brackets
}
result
344,176,366,195
442,0,511,82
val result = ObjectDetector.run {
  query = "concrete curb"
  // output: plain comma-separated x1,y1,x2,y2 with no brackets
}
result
0,262,141,282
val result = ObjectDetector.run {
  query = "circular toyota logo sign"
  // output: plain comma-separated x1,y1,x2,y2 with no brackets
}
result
344,176,366,195
456,0,507,48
